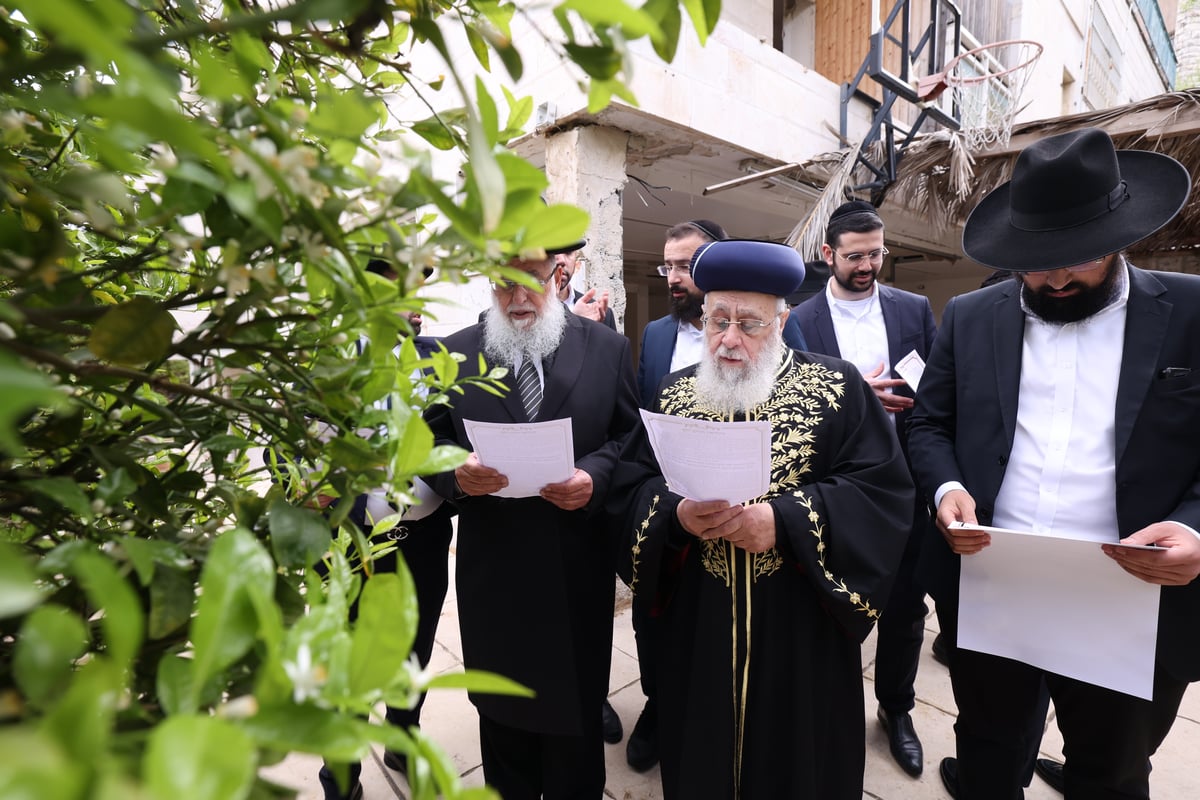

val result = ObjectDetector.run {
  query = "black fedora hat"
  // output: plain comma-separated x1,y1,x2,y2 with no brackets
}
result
962,128,1190,272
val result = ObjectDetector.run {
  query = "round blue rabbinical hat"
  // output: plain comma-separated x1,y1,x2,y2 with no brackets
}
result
690,240,807,297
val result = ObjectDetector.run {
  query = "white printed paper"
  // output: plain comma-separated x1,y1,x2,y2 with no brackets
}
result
893,349,926,390
463,418,575,499
639,409,771,505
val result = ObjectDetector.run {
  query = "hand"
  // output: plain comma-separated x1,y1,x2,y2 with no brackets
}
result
676,498,743,540
863,362,912,413
1102,522,1200,586
454,452,507,496
936,489,990,554
572,288,609,323
721,502,777,553
540,468,594,511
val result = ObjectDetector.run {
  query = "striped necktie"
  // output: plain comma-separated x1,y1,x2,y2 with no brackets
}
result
516,359,542,421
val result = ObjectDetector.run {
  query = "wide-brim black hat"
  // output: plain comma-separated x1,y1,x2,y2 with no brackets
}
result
962,128,1191,272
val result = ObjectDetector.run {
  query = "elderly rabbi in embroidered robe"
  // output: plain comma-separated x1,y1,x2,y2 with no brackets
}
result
610,239,914,800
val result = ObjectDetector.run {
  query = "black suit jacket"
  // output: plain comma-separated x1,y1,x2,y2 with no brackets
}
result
793,283,937,455
908,265,1200,681
425,312,640,733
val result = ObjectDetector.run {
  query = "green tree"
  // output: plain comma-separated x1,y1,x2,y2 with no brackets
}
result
0,1,719,798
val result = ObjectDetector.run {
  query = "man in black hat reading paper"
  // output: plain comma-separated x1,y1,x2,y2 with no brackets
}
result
909,127,1200,799
610,239,914,799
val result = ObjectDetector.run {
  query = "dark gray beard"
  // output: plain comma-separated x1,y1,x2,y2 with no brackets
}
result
482,297,568,366
669,289,704,322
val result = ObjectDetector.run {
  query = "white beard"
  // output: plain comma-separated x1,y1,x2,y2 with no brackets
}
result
693,330,785,416
482,294,568,367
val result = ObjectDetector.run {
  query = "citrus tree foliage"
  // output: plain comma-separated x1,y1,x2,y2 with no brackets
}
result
0,0,719,798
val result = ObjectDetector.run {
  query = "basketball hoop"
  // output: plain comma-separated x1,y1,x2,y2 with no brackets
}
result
942,39,1043,151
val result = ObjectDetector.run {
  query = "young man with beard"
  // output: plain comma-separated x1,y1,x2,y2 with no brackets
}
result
909,128,1200,800
611,239,914,799
792,200,938,779
424,247,640,799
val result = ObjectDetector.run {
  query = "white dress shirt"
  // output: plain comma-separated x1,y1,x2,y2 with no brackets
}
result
670,320,705,373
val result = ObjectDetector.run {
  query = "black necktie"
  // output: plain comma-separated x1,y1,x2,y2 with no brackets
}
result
516,359,542,421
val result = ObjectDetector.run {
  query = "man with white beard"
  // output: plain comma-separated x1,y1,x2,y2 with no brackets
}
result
424,248,639,800
610,239,914,800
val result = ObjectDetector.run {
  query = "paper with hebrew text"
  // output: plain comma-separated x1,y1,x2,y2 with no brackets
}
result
639,409,771,505
463,418,575,499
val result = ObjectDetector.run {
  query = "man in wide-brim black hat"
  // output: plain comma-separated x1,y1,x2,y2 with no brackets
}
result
908,126,1200,800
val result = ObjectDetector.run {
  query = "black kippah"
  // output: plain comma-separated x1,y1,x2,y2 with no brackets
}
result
830,199,878,220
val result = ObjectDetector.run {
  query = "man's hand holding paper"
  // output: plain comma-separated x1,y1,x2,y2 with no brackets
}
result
1104,521,1200,586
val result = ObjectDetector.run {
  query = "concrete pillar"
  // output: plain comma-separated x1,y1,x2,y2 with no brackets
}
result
1177,2,1200,89
544,125,630,332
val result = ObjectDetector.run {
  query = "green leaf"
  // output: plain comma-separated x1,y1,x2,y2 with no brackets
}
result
642,0,684,62
0,353,71,454
70,550,143,673
148,566,194,640
564,43,623,80
268,498,332,569
25,477,93,520
236,704,372,762
95,467,137,505
463,23,490,71
42,658,123,762
189,528,275,710
474,76,499,145
0,727,87,800
415,445,468,476
0,544,45,618
559,0,659,39
516,203,590,255
14,605,89,708
143,715,257,800
88,297,177,366
501,87,534,137
155,654,193,717
348,570,416,695
411,115,460,151
424,669,534,697
194,41,253,100
388,404,434,475
682,0,722,44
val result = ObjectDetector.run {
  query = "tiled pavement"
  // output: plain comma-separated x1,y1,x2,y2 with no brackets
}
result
263,544,1200,800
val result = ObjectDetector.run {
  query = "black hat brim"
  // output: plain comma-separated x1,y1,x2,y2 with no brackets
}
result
545,239,587,256
962,150,1190,272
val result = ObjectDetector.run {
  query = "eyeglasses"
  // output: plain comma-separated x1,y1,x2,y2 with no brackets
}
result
701,314,782,337
834,247,889,265
491,269,556,293
656,263,690,277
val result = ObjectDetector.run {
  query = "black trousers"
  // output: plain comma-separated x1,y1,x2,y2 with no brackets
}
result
478,713,605,800
874,503,930,713
940,602,1186,800
319,496,454,799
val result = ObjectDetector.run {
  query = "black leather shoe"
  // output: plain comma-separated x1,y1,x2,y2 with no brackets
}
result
877,707,924,777
1035,758,1065,794
939,757,959,799
601,699,623,744
383,749,407,776
931,632,950,667
625,698,658,772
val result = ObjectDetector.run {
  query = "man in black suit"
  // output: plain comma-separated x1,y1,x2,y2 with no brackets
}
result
425,246,640,799
555,248,617,330
793,200,937,779
909,128,1200,800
